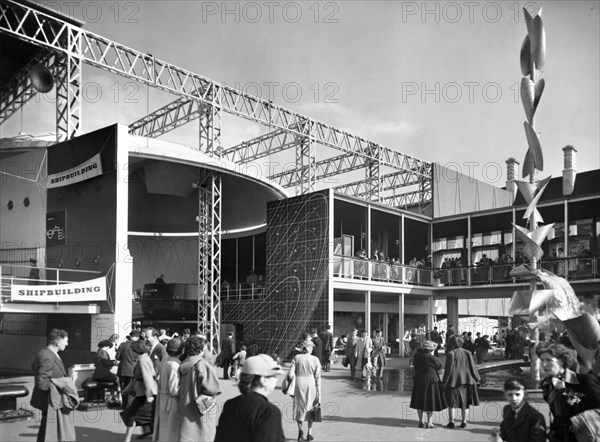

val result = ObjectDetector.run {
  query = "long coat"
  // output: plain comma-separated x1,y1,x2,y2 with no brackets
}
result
442,347,480,387
153,356,181,442
499,402,547,442
31,347,67,411
178,354,222,442
355,336,373,371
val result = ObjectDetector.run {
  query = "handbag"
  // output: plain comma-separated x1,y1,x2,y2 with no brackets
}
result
194,394,216,415
281,375,295,396
341,356,349,367
309,403,323,423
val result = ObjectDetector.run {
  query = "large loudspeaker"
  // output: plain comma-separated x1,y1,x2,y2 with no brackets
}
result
29,64,54,93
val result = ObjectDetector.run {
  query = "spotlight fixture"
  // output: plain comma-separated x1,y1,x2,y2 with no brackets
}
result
23,197,30,207
7,200,13,210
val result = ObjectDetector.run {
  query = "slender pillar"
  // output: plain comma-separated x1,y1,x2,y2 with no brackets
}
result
401,214,405,264
564,201,569,260
367,206,372,258
428,296,434,330
399,293,405,356
383,312,389,342
447,297,459,329
365,291,372,335
467,215,472,285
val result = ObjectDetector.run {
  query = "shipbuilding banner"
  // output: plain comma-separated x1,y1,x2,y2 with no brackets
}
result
47,153,103,188
11,277,107,303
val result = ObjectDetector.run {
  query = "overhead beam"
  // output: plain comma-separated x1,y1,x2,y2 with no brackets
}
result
0,0,428,172
334,170,423,198
268,152,363,188
221,127,303,164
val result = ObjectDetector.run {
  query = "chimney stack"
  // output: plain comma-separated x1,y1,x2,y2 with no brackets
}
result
506,157,519,203
562,145,577,195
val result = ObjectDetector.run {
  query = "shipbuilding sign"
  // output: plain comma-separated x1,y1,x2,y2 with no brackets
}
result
47,153,103,188
11,277,107,303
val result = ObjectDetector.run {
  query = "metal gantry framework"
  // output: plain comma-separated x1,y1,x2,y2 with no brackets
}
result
0,49,53,124
196,172,222,355
0,0,434,336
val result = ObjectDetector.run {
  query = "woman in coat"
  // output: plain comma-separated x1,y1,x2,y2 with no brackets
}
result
120,340,158,442
410,340,447,428
153,338,183,442
178,336,222,442
442,336,480,429
289,340,322,441
536,342,600,442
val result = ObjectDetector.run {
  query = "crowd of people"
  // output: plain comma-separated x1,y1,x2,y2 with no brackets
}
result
29,321,600,442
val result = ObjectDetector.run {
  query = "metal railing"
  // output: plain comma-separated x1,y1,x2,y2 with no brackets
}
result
221,283,265,301
332,255,599,287
0,264,101,303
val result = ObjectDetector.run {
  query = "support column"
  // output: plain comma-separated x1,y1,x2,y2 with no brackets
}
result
383,312,389,342
55,46,82,141
447,296,459,330
399,294,405,356
367,205,372,258
564,200,569,260
467,215,472,285
296,136,316,194
199,87,222,156
427,295,434,330
365,291,372,334
196,172,222,355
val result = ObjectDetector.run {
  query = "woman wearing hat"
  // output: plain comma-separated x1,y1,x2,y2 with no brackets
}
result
215,354,285,442
410,340,446,428
153,338,183,442
288,340,322,441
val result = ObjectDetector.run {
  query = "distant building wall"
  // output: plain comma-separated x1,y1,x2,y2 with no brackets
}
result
433,163,512,217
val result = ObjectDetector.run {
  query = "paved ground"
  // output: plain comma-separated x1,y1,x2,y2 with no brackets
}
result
0,354,549,442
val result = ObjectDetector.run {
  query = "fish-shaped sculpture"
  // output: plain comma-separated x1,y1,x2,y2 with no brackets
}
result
521,77,545,124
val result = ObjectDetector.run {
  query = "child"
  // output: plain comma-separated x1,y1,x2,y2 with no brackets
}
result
232,345,247,380
491,379,546,442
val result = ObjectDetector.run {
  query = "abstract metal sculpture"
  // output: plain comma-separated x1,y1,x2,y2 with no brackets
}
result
508,7,600,380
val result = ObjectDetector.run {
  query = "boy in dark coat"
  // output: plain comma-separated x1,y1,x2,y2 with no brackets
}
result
496,379,546,442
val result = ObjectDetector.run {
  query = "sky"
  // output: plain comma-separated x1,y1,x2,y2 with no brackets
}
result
3,0,600,186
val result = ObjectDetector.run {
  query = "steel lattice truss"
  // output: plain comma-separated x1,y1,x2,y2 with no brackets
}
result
0,0,432,209
0,49,52,123
197,172,222,355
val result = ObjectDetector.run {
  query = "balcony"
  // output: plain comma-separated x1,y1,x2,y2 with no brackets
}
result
332,255,599,287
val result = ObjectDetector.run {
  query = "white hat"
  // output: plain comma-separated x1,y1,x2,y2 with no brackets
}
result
242,354,282,376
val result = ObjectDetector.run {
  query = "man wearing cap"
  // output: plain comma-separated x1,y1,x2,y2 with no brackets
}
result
215,354,285,442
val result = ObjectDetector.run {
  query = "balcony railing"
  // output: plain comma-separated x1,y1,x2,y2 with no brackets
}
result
221,283,265,301
333,255,599,287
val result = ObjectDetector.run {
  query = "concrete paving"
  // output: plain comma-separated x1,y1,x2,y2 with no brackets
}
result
0,355,549,442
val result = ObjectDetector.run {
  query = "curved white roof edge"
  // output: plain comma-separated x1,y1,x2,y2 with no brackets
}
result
127,134,289,200
129,222,267,239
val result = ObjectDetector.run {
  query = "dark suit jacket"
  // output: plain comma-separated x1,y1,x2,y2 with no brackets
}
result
221,337,235,360
30,347,67,411
499,402,547,442
150,342,168,373
319,331,334,354
116,340,137,377
442,347,480,387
